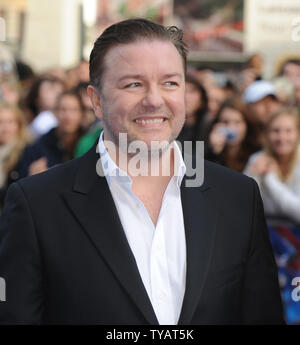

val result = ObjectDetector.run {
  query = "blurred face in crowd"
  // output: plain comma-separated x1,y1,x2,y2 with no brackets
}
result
195,69,214,89
79,61,90,83
79,89,95,129
38,80,64,112
218,107,247,146
267,114,299,158
66,67,80,90
0,82,19,105
283,62,300,86
248,96,280,125
207,87,226,120
249,54,263,72
185,82,202,126
56,95,83,134
46,68,66,81
0,108,19,145
89,39,186,150
295,85,300,104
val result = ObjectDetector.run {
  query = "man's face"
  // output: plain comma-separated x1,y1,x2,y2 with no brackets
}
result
91,39,186,151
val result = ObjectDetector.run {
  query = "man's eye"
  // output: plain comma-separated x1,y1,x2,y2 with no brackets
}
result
165,81,178,87
125,82,141,88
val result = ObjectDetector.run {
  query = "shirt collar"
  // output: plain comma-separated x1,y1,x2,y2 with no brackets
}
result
98,131,186,188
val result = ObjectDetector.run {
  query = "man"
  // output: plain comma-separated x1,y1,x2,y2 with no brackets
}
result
0,19,284,324
243,80,281,148
243,80,280,126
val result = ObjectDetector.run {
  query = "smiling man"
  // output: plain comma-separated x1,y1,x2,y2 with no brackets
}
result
0,18,284,325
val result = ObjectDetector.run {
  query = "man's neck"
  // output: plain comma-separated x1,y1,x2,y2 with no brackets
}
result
117,145,175,186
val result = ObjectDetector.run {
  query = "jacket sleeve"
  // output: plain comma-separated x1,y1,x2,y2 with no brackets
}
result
0,182,44,324
241,179,285,324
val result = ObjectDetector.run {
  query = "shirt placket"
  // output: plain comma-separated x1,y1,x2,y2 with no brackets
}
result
150,201,174,325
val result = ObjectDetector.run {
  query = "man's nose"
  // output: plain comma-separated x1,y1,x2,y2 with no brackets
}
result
142,86,164,110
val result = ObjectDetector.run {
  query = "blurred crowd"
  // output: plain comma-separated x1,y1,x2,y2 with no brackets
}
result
0,58,103,209
0,52,300,322
179,56,300,229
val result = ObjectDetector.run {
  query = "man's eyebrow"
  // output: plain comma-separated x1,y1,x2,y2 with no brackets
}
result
162,73,183,80
118,74,144,82
117,73,183,82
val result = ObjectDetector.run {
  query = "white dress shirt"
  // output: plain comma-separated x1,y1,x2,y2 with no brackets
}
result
98,132,187,325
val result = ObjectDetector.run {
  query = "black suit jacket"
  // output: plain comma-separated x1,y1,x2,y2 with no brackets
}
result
0,143,284,324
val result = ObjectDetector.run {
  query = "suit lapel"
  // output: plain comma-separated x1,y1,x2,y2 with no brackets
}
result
62,145,159,325
178,173,220,324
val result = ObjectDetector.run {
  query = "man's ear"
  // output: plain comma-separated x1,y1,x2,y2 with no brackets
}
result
87,85,103,120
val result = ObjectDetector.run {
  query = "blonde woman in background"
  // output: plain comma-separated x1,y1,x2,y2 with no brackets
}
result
0,103,31,208
244,107,300,225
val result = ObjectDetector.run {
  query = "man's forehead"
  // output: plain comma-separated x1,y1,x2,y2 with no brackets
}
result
105,39,182,64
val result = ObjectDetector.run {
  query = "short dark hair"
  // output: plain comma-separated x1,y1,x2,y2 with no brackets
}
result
89,18,188,90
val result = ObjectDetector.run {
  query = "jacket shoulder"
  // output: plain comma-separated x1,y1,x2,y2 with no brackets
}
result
203,159,256,191
16,151,90,196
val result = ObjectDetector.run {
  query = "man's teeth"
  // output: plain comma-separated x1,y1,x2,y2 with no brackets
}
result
135,118,164,124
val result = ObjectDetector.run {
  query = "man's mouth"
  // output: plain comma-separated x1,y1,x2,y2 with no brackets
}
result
133,116,168,125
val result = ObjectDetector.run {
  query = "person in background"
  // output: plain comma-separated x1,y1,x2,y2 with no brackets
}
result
243,80,281,148
65,65,80,91
0,80,20,106
238,54,264,93
44,67,66,83
244,107,300,225
280,59,300,88
200,85,227,140
25,76,65,139
0,103,31,208
177,74,208,147
206,97,259,172
206,85,227,121
247,54,264,81
73,82,98,130
73,82,103,158
15,61,35,90
272,77,295,106
15,61,36,108
78,59,90,83
18,90,84,177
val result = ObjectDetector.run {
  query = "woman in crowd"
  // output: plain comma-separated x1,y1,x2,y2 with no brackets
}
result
244,107,300,225
25,76,65,138
206,97,259,172
18,90,85,177
177,75,208,148
0,103,31,207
